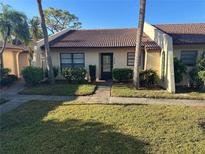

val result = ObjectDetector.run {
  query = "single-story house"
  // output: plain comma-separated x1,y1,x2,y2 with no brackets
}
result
33,22,205,93
0,41,29,77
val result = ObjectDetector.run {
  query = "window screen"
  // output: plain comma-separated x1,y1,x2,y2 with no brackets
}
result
181,51,197,66
60,53,84,70
127,52,135,66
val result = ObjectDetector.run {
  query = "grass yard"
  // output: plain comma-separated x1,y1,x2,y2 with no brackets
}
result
112,85,205,100
19,84,96,96
0,101,205,153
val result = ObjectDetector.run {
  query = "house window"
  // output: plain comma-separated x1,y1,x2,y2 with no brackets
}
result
127,52,135,66
60,53,84,70
127,52,144,68
180,51,197,66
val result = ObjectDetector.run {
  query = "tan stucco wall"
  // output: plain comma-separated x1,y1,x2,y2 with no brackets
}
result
3,49,29,77
34,46,162,81
144,50,161,75
144,22,175,93
48,47,135,80
3,49,19,75
173,44,205,85
18,52,29,77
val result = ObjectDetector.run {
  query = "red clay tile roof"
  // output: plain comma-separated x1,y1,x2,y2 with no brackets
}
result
154,23,205,45
41,28,161,50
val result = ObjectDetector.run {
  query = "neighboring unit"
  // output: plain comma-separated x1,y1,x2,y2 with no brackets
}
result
0,42,29,77
33,23,205,93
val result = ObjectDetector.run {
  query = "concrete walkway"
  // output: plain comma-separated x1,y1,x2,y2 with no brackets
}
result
1,81,205,114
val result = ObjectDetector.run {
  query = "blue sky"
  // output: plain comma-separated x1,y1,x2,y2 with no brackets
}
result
1,0,205,29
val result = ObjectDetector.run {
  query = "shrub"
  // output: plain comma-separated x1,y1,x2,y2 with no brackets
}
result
198,71,205,83
45,67,59,78
21,66,43,86
112,68,133,82
0,74,17,86
189,57,205,89
139,69,159,87
89,65,96,82
62,67,86,83
174,57,187,83
197,57,205,70
189,68,203,89
0,68,17,86
0,68,11,77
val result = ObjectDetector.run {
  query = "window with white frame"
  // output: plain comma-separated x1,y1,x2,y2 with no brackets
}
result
127,52,144,68
180,50,197,66
127,52,135,66
60,53,84,70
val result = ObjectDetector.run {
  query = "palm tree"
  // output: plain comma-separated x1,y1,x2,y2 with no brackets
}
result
0,3,30,69
28,16,43,65
133,0,146,88
29,16,43,43
36,0,55,84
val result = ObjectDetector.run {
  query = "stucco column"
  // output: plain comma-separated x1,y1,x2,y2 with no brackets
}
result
165,35,175,93
16,51,21,77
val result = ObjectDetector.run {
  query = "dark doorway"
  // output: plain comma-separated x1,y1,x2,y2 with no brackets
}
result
101,53,113,80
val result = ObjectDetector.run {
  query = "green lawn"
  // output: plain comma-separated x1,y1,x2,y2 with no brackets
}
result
19,84,96,96
1,101,205,153
112,85,205,100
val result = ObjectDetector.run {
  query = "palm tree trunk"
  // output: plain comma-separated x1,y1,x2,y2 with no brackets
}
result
133,0,146,88
37,0,55,84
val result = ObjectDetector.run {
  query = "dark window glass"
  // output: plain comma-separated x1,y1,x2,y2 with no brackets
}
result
127,52,135,66
181,51,197,66
60,53,84,70
127,52,143,66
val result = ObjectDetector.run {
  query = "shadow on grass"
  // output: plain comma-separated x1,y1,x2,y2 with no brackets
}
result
0,101,148,153
199,119,205,133
19,83,96,96
176,86,205,94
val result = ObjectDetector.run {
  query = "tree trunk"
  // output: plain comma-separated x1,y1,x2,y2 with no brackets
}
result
37,0,55,84
133,0,146,88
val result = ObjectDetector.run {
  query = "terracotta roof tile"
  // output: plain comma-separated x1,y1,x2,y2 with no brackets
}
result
45,28,161,50
154,23,205,45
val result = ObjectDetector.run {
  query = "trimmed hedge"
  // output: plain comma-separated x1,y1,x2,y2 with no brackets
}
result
112,68,133,82
21,66,43,86
62,67,87,83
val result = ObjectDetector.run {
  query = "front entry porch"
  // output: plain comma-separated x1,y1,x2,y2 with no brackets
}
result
100,53,113,80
